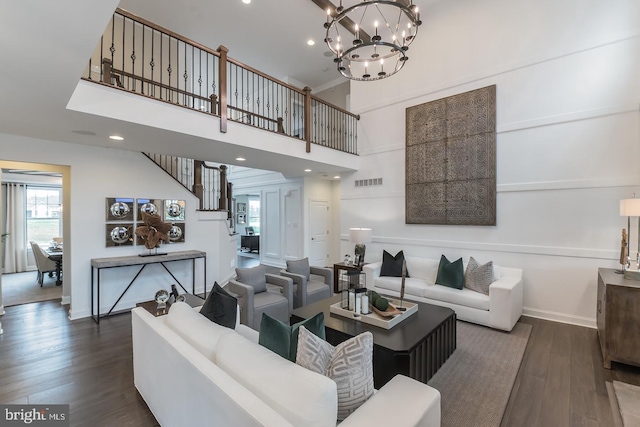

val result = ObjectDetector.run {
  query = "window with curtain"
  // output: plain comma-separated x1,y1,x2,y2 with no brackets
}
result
248,198,260,234
26,186,62,246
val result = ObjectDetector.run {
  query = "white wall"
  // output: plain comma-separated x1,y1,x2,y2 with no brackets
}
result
0,134,236,320
231,168,304,267
231,168,341,267
345,0,640,328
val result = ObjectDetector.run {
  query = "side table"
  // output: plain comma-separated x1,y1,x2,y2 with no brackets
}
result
597,268,640,368
136,293,204,317
333,262,367,293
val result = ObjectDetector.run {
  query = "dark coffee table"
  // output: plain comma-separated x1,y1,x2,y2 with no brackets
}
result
291,295,456,388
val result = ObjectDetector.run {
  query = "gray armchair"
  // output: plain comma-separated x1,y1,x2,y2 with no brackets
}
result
280,258,333,308
228,265,293,331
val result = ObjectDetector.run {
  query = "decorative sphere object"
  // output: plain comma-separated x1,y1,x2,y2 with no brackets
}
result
140,203,158,215
168,225,183,241
176,294,186,303
167,203,182,217
110,202,130,218
155,289,169,304
110,226,130,244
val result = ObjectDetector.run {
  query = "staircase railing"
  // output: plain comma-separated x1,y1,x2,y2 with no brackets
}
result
144,153,230,213
84,8,359,155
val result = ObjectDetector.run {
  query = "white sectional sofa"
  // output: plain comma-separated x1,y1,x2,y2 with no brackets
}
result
364,257,523,331
132,301,441,427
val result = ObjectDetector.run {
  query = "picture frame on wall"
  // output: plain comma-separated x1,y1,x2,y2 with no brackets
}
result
106,197,134,222
237,202,246,213
237,213,246,224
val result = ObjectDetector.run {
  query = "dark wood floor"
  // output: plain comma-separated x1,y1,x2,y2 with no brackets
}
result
1,300,638,426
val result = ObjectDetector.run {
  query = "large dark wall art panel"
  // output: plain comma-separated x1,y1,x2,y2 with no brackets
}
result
406,85,496,226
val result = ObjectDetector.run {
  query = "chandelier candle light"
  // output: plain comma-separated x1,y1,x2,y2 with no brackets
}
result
324,0,422,81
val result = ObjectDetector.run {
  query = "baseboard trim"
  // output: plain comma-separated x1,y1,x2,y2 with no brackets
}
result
522,307,596,329
61,296,70,305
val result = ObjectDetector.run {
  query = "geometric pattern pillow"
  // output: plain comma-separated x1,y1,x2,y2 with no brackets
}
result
296,326,374,421
464,256,494,295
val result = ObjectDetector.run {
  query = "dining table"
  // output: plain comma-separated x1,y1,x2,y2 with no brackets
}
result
46,247,63,286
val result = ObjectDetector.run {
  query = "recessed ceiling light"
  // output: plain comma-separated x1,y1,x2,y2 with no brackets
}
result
236,157,246,161
242,0,251,4
334,176,340,179
307,39,315,46
109,135,124,141
304,169,312,172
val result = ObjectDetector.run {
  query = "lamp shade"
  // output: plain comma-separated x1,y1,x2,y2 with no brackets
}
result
349,228,372,243
620,199,640,216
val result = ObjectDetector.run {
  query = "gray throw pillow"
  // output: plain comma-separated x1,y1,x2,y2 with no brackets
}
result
296,326,374,421
287,258,310,280
464,257,494,295
200,281,237,328
235,264,267,293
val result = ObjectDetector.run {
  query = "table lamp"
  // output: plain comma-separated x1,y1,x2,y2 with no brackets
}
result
349,228,372,265
620,196,640,279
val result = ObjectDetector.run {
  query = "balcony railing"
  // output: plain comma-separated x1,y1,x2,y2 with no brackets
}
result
83,8,359,155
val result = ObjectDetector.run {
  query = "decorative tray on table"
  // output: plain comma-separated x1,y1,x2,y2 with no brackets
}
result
329,298,418,329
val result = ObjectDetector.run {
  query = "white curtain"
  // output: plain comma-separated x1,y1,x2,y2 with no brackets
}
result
3,183,27,273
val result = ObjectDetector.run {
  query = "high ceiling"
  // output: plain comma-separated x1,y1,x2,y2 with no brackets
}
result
117,0,345,90
0,0,437,177
0,0,363,178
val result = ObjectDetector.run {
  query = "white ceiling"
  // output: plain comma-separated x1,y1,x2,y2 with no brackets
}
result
0,0,363,178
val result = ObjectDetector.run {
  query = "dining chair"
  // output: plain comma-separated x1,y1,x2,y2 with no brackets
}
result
30,241,57,286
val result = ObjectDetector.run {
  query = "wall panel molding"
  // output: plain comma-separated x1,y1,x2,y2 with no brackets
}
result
341,176,638,200
340,233,617,260
354,30,640,115
498,103,639,134
359,103,639,157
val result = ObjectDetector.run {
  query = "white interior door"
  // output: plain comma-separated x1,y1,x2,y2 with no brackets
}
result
309,200,329,266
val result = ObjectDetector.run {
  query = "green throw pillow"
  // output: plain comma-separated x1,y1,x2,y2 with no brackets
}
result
258,312,325,361
435,255,464,290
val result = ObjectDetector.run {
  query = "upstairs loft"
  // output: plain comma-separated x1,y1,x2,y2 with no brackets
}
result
67,8,360,178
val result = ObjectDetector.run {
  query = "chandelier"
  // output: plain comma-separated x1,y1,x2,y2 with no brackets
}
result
324,0,422,81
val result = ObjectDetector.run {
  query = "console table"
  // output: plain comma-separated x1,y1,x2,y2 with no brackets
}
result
240,235,259,253
597,268,640,368
91,250,206,324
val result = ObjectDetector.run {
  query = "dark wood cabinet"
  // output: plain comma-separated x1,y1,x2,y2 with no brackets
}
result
597,268,640,368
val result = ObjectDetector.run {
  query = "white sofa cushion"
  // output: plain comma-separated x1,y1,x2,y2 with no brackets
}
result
375,277,428,297
216,332,338,427
165,301,235,361
405,257,439,282
423,284,490,311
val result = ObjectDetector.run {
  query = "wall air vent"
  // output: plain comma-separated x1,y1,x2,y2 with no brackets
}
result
355,178,383,187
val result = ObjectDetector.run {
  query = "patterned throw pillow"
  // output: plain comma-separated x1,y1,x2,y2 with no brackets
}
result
464,257,494,295
296,326,374,421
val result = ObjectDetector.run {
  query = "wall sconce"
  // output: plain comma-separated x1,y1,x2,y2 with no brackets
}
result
349,228,372,265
